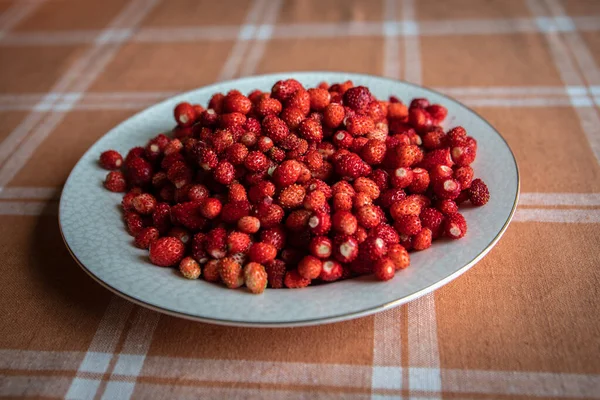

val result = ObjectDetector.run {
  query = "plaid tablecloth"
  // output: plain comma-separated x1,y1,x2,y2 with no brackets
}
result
1,0,599,399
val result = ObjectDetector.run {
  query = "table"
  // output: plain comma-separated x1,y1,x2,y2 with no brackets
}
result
1,0,599,398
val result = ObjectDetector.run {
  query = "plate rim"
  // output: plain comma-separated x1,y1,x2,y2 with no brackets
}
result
59,71,520,328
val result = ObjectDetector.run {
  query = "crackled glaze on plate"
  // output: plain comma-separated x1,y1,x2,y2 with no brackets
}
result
59,72,519,327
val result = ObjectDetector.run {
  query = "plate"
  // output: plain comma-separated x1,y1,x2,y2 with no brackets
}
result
59,72,519,327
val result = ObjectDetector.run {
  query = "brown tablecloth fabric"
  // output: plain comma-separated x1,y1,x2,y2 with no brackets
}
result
1,0,600,399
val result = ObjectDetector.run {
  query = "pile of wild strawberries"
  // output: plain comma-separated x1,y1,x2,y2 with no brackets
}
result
100,79,489,294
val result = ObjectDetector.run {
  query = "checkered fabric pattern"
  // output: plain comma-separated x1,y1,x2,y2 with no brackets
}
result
0,0,599,398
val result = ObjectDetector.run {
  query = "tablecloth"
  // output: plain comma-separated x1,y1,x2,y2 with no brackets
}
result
1,0,599,399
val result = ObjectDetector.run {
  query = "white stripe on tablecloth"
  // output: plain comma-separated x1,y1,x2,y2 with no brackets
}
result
519,192,600,206
0,0,43,37
514,208,600,223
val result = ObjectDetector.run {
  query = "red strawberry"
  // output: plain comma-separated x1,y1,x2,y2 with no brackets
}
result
436,199,458,215
387,243,410,270
227,231,252,254
374,258,395,281
260,226,286,250
254,203,284,228
271,79,303,102
309,236,332,258
333,192,353,212
125,157,152,187
389,196,423,219
265,259,286,288
179,257,201,279
395,144,423,168
387,102,409,120
379,188,407,208
199,198,222,219
419,148,453,171
191,233,208,263
248,180,276,204
206,227,227,259
433,178,461,200
203,259,221,282
219,257,244,288
167,226,191,244
413,228,433,250
454,166,474,190
134,227,159,249
353,192,373,210
298,118,323,143
422,127,446,150
220,200,251,224
132,193,156,215
420,207,445,238
280,107,305,130
319,260,343,281
104,171,127,192
171,202,207,231
149,237,185,267
346,115,375,136
394,214,422,235
355,226,369,243
370,223,400,245
224,93,252,114
244,262,268,294
408,168,430,194
237,215,260,234
213,161,235,185
444,212,467,239
308,211,331,235
451,144,476,166
248,242,277,264
308,88,331,111
284,270,311,288
353,177,380,200
332,210,358,235
360,139,386,165
278,184,306,209
359,236,388,261
174,102,196,127
468,178,490,206
356,204,382,229
285,89,310,116
152,202,171,234
323,103,345,128
298,256,323,280
333,235,359,263
343,86,372,113
335,152,368,179
256,97,283,118
429,164,454,183
99,150,123,170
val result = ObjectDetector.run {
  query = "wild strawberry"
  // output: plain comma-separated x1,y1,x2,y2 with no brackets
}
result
353,177,380,200
145,134,168,161
104,171,127,192
179,257,201,280
306,179,332,198
196,148,218,171
425,104,447,124
350,137,369,154
122,188,142,211
296,256,321,280
429,164,454,183
244,262,267,294
237,215,260,234
444,212,467,239
279,107,303,131
244,151,268,172
447,126,467,146
134,227,159,249
468,178,490,206
333,192,353,211
360,236,388,261
370,223,399,244
165,161,192,189
285,89,310,116
420,207,444,238
158,185,175,202
413,228,433,251
409,98,429,109
360,139,386,165
367,101,387,122
99,150,123,170
278,184,306,209
352,192,372,211
248,180,276,204
390,197,422,219
335,152,368,179
319,260,343,281
152,171,169,189
346,115,374,136
332,130,353,150
187,183,211,203
408,107,433,132
394,214,421,235
225,231,251,254
124,146,145,166
309,236,333,259
333,235,359,263
124,212,145,236
255,97,282,118
272,160,301,187
131,193,156,215
308,88,331,111
408,168,430,194
254,203,284,228
271,79,303,102
433,178,461,200
387,102,408,120
332,210,358,235
249,242,277,264
170,202,206,230
323,103,345,128
205,228,227,259
454,166,474,189
152,203,171,234
421,128,445,150
125,157,152,187
265,259,286,288
297,118,322,143
219,257,244,288
191,232,208,263
149,237,185,267
203,259,220,282
174,102,196,127
226,182,246,202
257,136,274,153
356,205,382,229
450,144,476,166
284,269,311,288
436,199,458,215
211,161,234,185
257,227,284,251
299,189,324,211
420,148,453,171
208,92,225,113
219,113,246,131
223,93,252,115
354,226,368,243
387,243,409,270
199,198,222,219
374,258,395,281
343,86,372,113
455,189,470,205
395,144,423,168
168,226,191,245
308,211,331,235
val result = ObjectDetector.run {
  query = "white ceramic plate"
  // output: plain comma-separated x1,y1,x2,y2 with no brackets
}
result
60,72,519,327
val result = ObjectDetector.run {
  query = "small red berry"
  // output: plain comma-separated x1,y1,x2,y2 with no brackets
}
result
413,228,433,250
203,259,221,282
244,151,268,172
265,259,286,288
134,227,159,249
388,244,410,270
420,207,445,238
284,269,311,289
468,178,490,206
308,211,331,235
298,255,323,280
308,88,331,111
454,166,474,190
408,168,430,194
219,257,244,288
248,242,277,264
125,157,152,187
244,262,268,294
200,198,222,219
394,214,422,235
174,102,196,127
320,260,343,281
309,236,333,259
99,150,123,170
333,235,359,263
374,258,395,281
433,178,461,200
227,231,252,254
179,257,201,279
332,210,358,235
237,215,260,234
132,193,157,215
444,212,467,239
149,237,185,267
298,118,323,142
104,171,127,192
356,204,382,229
436,199,459,215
